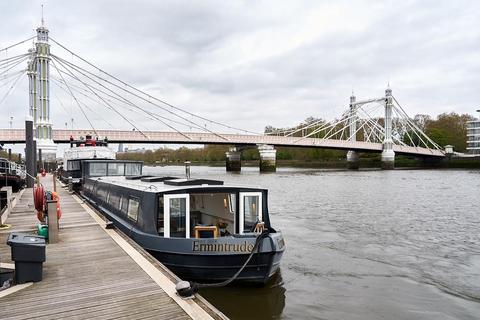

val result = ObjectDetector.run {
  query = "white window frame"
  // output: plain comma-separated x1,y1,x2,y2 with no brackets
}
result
164,194,190,238
239,192,263,234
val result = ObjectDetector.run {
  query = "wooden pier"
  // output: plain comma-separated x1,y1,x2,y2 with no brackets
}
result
0,176,226,320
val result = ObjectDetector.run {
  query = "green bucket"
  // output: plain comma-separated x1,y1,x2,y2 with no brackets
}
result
37,224,48,239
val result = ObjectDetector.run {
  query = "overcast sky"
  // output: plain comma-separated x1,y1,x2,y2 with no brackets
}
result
1,0,480,136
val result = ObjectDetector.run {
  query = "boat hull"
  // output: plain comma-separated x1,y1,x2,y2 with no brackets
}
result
0,175,24,192
148,244,283,284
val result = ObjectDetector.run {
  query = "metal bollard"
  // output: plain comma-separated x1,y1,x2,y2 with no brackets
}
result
53,173,57,192
46,200,59,243
68,176,73,193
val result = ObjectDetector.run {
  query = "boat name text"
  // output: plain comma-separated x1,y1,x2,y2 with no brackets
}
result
192,241,255,253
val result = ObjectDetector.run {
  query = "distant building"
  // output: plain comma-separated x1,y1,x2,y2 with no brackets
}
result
123,147,146,154
466,114,480,155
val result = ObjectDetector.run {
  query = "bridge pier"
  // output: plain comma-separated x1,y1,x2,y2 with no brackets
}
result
346,151,359,170
381,87,395,169
225,147,241,172
258,144,276,172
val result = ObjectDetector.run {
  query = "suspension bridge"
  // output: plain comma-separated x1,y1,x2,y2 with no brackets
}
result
0,22,446,172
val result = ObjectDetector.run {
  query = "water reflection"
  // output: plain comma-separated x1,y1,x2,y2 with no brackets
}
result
145,166,480,320
201,270,286,320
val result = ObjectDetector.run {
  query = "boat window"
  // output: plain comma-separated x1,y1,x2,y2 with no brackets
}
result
107,163,125,176
67,160,80,171
127,197,140,222
168,197,187,238
244,196,258,231
119,195,128,213
97,185,108,202
190,193,236,237
125,163,142,175
240,192,263,234
109,192,120,210
157,196,164,236
89,163,107,176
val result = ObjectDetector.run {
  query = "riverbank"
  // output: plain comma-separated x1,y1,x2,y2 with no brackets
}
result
146,155,480,170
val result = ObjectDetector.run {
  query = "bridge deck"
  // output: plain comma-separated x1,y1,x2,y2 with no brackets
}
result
0,176,224,320
0,129,445,157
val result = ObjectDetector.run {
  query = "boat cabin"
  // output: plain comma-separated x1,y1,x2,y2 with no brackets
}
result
83,176,271,238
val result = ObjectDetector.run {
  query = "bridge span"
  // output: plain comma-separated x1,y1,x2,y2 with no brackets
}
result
0,128,445,158
0,24,447,173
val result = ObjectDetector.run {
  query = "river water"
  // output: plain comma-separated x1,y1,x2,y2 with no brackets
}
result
144,166,480,320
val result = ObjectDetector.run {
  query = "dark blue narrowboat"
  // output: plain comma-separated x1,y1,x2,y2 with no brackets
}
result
80,165,285,283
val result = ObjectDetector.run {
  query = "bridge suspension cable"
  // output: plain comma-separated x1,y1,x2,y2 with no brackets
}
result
50,58,98,136
266,93,443,153
51,75,207,134
50,37,261,136
52,56,149,139
0,36,35,53
51,56,196,140
0,69,26,108
50,53,230,141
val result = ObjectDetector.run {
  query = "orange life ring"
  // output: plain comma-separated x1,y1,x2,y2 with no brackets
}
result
34,185,45,212
34,188,62,221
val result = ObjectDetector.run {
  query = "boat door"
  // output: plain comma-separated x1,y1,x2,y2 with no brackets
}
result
239,192,263,234
164,194,190,238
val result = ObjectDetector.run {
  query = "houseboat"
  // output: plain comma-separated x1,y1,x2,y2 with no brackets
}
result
0,158,25,192
81,170,285,283
59,135,116,188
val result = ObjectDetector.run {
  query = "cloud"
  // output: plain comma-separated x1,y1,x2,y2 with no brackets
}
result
1,0,479,138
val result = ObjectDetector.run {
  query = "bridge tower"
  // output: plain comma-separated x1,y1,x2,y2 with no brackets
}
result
27,21,57,162
381,87,395,169
346,93,359,169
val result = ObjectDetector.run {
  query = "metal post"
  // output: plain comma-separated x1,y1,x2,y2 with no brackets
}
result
68,176,73,193
25,116,35,188
381,87,395,169
347,94,359,169
184,161,191,179
33,140,37,176
53,173,57,193
8,149,11,161
38,148,42,172
18,153,21,164
46,200,58,243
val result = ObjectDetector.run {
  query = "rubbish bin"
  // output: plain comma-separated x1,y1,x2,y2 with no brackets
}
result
7,233,46,284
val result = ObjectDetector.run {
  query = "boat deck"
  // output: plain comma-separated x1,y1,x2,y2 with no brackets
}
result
0,175,225,320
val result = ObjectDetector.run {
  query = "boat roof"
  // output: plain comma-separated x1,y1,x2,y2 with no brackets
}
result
88,175,266,194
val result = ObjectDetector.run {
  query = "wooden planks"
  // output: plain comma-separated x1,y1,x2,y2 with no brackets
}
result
0,175,223,320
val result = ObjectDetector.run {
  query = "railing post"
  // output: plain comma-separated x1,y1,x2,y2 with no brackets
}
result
347,93,359,169
381,87,395,169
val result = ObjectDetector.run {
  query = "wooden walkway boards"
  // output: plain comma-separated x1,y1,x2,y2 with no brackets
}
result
0,176,225,320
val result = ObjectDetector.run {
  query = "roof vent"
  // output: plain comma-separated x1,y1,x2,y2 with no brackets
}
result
164,179,224,186
126,175,152,180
